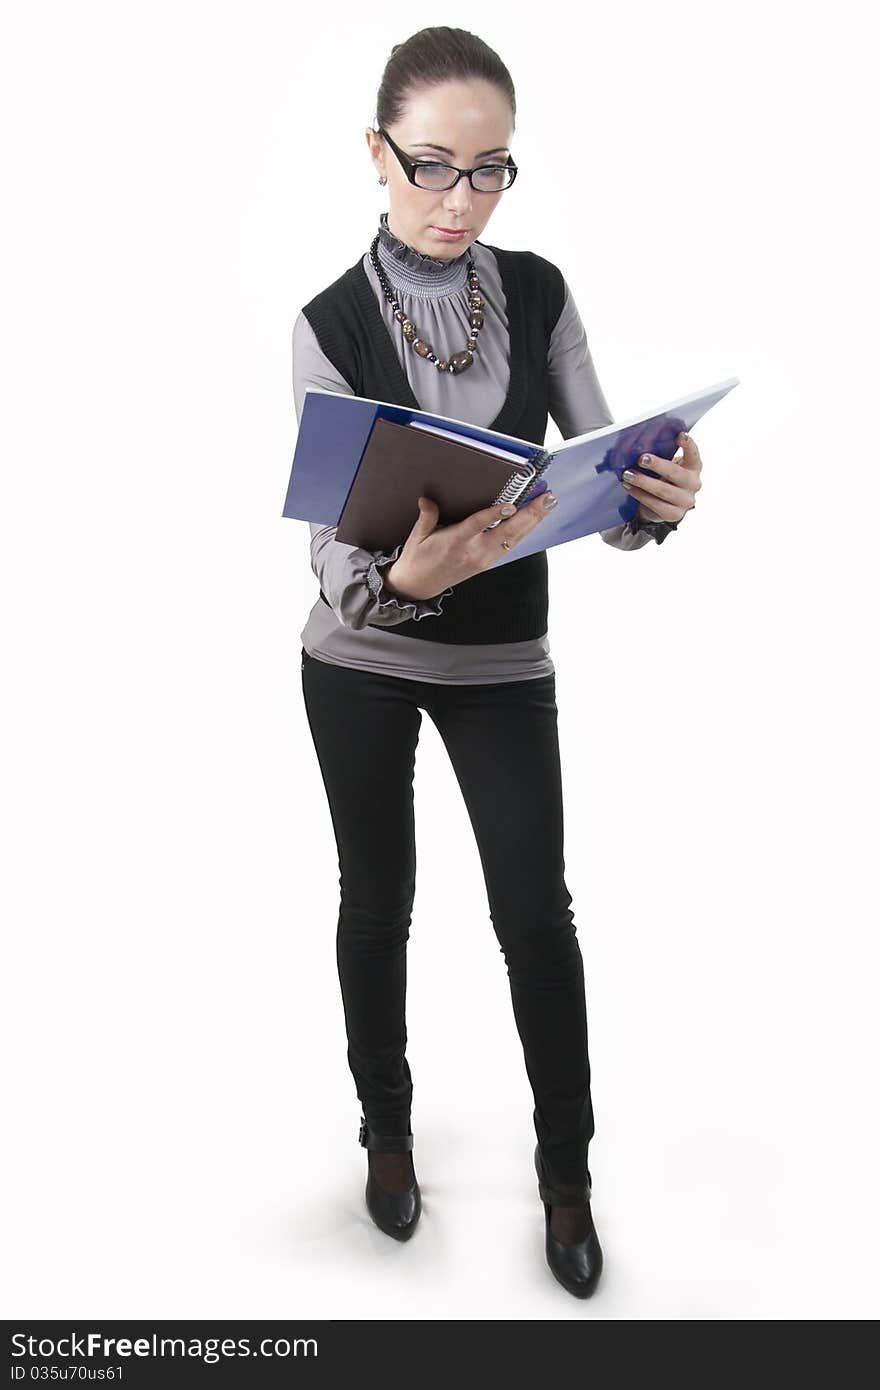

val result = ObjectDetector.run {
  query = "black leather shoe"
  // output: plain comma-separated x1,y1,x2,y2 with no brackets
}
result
358,1115,421,1241
535,1144,603,1298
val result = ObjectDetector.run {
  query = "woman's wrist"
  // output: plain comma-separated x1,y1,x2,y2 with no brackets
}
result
381,559,419,602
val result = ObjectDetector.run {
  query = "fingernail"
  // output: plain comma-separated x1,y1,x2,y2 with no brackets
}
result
500,504,516,516
542,493,558,509
622,469,635,481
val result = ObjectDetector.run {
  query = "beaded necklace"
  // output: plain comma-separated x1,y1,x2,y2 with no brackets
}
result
367,231,486,377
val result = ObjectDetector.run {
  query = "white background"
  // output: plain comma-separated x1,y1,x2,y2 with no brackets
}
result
2,0,877,1321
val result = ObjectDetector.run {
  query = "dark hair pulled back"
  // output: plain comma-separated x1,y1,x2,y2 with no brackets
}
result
375,26,516,131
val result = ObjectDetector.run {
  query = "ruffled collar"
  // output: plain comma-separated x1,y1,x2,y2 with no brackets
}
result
376,210,470,275
373,210,472,300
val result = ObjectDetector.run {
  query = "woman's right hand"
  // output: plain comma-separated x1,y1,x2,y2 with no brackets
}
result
380,491,559,603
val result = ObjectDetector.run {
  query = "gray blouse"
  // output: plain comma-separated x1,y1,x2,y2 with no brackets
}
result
292,212,661,684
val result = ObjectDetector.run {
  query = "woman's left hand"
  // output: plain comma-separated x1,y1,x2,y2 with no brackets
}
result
621,430,702,523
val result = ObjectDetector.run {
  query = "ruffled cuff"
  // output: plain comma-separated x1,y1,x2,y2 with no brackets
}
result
601,508,689,549
599,518,654,550
625,509,688,544
365,542,455,621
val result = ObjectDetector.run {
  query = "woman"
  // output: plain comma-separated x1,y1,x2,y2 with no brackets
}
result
292,26,701,1299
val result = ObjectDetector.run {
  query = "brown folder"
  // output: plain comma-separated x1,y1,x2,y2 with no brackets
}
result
333,417,531,553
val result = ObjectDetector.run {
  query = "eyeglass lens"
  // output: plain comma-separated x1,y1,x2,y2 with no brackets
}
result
413,164,514,192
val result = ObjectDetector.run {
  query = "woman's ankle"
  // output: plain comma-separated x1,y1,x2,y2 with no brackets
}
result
368,1149,415,1194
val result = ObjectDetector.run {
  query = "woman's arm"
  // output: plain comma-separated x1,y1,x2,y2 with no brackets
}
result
546,279,679,550
292,311,454,628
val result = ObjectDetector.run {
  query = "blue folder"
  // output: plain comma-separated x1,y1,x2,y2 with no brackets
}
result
282,377,739,568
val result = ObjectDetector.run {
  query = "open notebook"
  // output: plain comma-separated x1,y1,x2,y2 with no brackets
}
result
282,377,739,567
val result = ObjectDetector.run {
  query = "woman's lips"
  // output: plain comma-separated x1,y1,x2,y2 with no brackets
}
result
431,226,470,239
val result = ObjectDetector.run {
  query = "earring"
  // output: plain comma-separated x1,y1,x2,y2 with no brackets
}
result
378,175,387,186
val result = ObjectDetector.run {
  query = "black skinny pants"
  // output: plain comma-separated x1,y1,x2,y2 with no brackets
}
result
300,646,595,1184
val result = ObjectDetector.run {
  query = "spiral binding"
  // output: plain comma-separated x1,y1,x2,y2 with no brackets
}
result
489,447,555,508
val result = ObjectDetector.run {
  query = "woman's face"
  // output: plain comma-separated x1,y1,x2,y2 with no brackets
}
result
366,79,514,260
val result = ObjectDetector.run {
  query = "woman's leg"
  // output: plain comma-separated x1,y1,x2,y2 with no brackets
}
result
421,674,595,1188
300,650,423,1139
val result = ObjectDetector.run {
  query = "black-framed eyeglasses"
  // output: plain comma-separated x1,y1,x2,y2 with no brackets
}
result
376,127,518,193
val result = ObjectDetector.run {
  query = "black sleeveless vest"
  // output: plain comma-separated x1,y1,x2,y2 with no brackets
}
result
301,243,565,645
